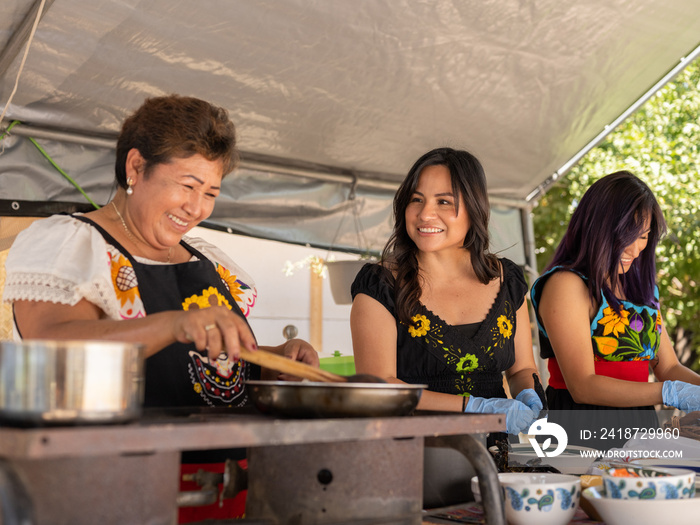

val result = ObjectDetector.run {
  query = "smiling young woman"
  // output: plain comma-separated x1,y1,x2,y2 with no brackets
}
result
350,147,544,440
404,164,470,256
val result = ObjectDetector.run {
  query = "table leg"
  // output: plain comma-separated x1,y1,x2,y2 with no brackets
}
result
425,435,505,525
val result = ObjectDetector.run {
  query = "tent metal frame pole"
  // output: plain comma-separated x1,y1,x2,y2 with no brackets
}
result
526,41,700,204
2,121,528,208
240,159,399,192
521,204,547,384
3,122,116,148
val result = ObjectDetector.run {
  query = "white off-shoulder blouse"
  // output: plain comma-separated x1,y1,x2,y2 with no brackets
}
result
3,214,258,336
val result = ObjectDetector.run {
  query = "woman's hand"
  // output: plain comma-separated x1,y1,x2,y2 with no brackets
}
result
515,388,544,413
465,395,539,435
662,381,700,412
172,305,257,362
14,298,258,361
280,338,319,366
260,339,320,381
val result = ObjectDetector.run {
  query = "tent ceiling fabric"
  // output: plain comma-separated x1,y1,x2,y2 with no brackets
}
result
3,0,700,196
1,0,699,255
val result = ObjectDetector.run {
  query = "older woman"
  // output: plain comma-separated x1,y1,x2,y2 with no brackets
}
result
3,94,318,521
4,94,317,405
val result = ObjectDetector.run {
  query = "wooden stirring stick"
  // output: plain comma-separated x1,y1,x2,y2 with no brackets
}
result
239,347,346,383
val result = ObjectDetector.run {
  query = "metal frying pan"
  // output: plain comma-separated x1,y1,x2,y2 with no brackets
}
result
246,380,426,418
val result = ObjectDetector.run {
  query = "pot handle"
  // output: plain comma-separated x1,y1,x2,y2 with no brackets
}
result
177,459,248,508
177,469,221,507
0,459,36,525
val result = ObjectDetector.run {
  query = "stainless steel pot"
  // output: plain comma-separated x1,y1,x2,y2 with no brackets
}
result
0,339,145,425
247,380,426,418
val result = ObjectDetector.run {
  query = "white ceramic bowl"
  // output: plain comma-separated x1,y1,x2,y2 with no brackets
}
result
497,443,598,475
602,465,695,500
469,473,568,503
497,473,581,525
583,484,700,525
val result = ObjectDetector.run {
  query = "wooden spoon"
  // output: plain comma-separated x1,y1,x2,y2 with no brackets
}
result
239,347,385,383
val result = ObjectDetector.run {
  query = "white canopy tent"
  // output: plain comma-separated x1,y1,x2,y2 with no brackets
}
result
2,0,700,268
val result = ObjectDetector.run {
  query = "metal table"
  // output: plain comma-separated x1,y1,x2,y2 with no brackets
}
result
0,410,506,525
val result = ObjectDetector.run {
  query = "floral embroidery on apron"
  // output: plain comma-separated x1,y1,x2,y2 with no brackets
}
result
76,215,257,408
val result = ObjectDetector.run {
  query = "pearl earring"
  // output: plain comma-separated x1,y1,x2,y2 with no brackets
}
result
126,178,134,196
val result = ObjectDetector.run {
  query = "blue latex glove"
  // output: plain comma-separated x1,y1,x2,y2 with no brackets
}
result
515,388,544,413
662,381,700,412
465,395,538,435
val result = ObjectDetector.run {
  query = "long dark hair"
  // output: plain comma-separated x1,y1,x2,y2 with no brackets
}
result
546,171,666,310
382,147,499,325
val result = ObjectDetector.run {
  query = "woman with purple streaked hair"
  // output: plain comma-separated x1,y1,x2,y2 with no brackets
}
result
531,171,700,447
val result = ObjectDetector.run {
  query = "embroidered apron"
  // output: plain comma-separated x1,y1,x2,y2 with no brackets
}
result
76,216,256,408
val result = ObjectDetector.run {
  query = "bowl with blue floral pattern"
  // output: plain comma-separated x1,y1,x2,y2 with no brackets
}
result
603,465,695,500
498,472,581,525
582,483,700,525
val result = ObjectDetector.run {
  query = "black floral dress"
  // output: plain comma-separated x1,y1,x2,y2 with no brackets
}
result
351,258,527,400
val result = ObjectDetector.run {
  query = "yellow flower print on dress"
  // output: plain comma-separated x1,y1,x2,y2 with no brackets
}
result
402,311,482,394
456,354,479,372
598,306,629,337
215,263,256,316
408,314,430,337
183,295,211,310
216,265,243,302
489,301,515,348
203,287,232,309
182,286,233,311
111,253,139,305
109,252,145,319
496,315,513,338
593,336,619,356
654,311,663,334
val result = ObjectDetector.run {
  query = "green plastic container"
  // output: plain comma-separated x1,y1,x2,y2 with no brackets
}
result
319,355,356,376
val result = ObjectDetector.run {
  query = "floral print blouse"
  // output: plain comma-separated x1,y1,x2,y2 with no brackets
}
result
531,267,662,363
351,258,528,399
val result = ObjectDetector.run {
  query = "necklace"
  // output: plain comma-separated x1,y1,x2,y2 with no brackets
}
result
111,201,172,263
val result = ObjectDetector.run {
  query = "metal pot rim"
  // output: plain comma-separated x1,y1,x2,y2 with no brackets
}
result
247,380,427,391
1,339,145,351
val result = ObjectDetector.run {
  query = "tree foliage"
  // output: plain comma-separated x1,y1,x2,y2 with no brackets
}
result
533,59,700,369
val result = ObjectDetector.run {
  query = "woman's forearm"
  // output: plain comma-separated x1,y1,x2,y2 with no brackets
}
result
414,385,464,412
13,299,257,361
15,300,178,358
565,374,664,406
506,367,539,398
655,362,700,385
